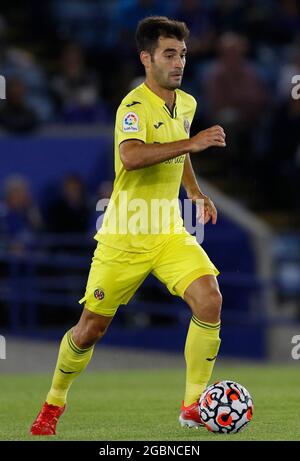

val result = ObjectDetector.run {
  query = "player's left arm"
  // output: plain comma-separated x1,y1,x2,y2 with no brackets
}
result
182,154,217,225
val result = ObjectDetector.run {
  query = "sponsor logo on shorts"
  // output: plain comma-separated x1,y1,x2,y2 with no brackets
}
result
94,288,105,301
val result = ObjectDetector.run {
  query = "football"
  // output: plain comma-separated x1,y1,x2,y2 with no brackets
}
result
199,380,254,434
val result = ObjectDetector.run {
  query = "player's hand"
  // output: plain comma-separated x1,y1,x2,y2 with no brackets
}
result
189,125,226,153
195,194,218,225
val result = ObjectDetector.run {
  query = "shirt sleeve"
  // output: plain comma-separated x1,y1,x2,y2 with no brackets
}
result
115,102,147,145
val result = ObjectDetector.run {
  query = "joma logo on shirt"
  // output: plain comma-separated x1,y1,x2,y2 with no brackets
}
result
126,101,141,107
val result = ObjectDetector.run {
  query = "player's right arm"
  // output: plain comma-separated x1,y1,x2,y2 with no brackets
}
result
120,125,226,171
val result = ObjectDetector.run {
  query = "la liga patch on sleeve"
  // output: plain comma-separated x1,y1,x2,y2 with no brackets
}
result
122,112,139,132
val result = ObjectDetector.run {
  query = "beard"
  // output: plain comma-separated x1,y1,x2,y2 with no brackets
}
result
152,65,183,90
163,78,182,90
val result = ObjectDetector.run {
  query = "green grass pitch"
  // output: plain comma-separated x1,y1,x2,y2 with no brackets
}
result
0,364,299,441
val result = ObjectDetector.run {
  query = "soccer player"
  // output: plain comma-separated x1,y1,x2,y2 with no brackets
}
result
30,16,225,435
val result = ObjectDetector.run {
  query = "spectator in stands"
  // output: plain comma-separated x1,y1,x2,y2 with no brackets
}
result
0,76,39,134
203,32,267,126
52,43,103,123
202,32,268,176
0,15,37,77
0,175,43,253
45,174,90,234
0,14,53,123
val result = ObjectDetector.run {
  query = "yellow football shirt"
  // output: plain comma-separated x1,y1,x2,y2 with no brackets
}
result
95,82,197,252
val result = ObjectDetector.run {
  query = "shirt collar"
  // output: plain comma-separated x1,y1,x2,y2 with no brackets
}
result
142,82,178,118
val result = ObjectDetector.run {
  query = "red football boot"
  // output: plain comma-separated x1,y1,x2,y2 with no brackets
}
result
30,402,66,435
179,400,204,428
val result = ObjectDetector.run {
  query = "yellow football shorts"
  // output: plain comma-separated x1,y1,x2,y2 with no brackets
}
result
79,229,219,317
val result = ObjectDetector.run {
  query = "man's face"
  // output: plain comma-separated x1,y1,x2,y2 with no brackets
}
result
146,36,187,90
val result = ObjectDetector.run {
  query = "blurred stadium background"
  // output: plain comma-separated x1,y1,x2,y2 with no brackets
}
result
1,0,300,386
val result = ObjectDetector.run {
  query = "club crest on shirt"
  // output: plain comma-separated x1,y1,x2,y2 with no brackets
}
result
94,288,105,301
184,117,190,134
123,112,139,132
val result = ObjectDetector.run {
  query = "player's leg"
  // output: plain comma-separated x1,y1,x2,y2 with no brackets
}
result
30,308,113,436
177,275,222,428
31,241,152,435
72,306,113,348
46,308,113,407
182,275,222,408
151,230,221,427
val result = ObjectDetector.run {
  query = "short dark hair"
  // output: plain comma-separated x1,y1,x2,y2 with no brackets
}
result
136,16,189,55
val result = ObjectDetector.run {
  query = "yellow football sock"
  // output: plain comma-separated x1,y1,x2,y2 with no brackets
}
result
184,315,221,406
46,329,94,407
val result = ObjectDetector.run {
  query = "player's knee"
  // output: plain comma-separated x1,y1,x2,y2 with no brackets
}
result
72,321,109,349
208,289,222,318
88,322,109,343
190,288,222,321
